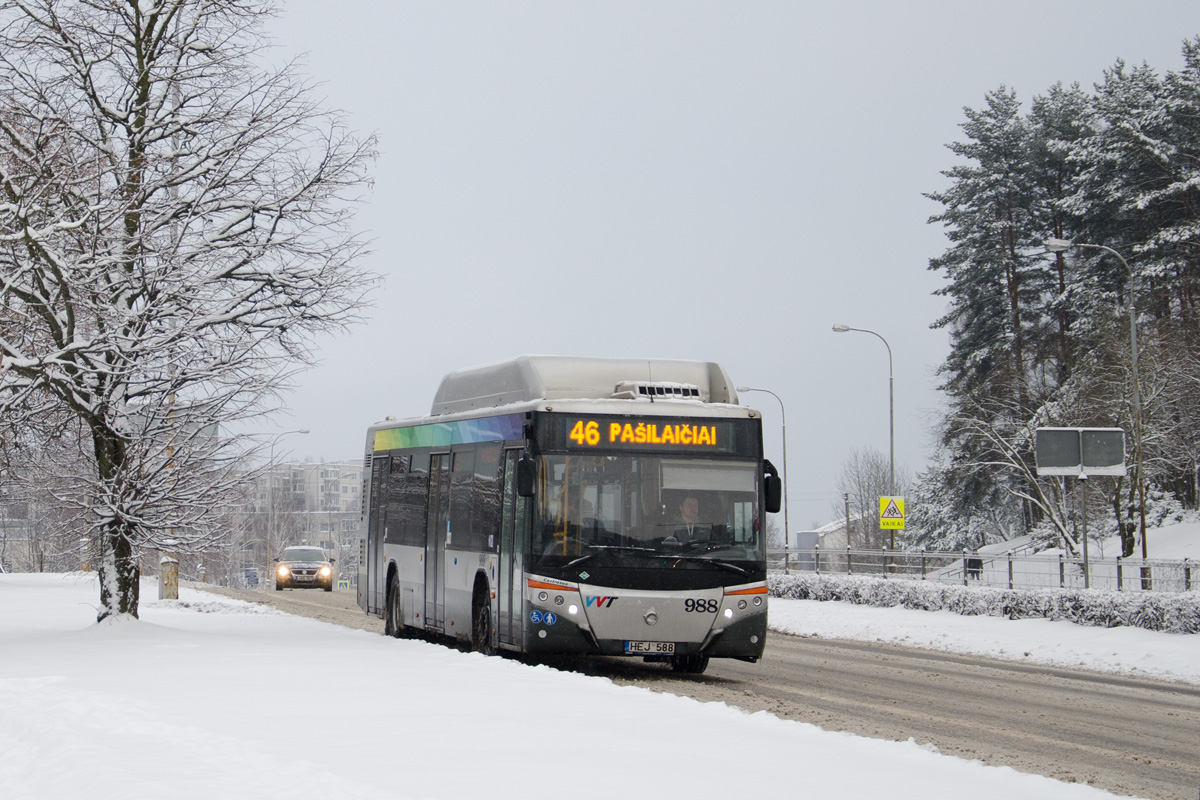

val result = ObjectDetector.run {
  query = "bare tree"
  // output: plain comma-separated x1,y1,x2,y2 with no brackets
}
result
765,514,785,551
0,0,376,620
832,447,911,549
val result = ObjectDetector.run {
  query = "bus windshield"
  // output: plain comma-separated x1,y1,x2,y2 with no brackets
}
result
532,454,762,572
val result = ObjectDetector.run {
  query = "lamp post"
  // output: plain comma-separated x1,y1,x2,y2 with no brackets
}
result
266,429,309,588
737,385,789,571
833,323,896,550
1044,239,1148,577
832,323,895,494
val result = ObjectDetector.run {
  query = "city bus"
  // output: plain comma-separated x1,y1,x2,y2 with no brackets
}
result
356,355,780,673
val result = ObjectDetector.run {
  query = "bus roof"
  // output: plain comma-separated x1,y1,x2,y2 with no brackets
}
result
429,355,740,416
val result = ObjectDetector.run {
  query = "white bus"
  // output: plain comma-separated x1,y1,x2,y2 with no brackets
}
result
356,355,780,674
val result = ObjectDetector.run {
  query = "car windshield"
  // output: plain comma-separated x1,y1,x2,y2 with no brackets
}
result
281,547,326,562
532,454,761,571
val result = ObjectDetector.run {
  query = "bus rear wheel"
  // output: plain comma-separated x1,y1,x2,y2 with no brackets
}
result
471,587,494,656
670,654,709,674
385,574,405,638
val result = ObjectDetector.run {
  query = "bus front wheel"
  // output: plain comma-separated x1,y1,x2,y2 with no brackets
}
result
670,654,709,675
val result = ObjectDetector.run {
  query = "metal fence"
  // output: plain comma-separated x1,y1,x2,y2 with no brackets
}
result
768,547,1197,594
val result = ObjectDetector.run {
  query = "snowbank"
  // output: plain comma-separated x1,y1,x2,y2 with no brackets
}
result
770,571,1200,633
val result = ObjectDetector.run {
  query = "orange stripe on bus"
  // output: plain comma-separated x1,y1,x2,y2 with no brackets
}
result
527,579,576,591
724,585,769,596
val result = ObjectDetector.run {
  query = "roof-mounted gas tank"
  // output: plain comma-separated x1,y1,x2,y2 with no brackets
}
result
430,355,740,415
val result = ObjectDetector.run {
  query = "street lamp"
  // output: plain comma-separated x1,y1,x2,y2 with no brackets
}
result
832,323,895,500
737,385,789,570
266,429,309,588
1044,238,1148,571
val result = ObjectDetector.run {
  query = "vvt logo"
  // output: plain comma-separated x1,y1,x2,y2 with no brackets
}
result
585,595,618,608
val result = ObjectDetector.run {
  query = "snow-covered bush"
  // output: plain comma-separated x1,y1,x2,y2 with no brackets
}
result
1141,487,1193,529
769,573,1200,634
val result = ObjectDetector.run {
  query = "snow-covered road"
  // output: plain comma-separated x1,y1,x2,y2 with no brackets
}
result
4,573,1193,799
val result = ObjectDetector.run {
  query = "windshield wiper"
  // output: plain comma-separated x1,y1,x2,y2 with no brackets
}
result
668,556,749,577
564,545,658,569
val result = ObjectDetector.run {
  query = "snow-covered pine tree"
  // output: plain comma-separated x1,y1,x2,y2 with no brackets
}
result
1061,51,1200,553
925,87,1054,535
1027,82,1095,388
924,37,1200,554
927,87,1043,416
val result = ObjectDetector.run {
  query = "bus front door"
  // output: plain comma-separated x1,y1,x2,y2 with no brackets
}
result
425,453,450,631
499,450,527,647
362,455,389,615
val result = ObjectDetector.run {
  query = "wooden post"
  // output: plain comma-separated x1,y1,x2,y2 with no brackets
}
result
159,556,179,600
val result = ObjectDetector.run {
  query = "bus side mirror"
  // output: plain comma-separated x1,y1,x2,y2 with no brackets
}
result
763,459,782,514
517,455,536,498
764,475,782,514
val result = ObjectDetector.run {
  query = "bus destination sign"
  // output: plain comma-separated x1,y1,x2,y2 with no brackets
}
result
563,417,731,452
537,414,756,457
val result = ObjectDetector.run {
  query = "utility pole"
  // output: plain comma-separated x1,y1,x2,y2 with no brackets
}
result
844,492,852,549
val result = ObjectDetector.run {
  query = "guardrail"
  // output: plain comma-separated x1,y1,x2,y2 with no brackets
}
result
768,547,1196,594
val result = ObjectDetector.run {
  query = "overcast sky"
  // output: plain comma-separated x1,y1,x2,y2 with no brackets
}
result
263,1,1198,528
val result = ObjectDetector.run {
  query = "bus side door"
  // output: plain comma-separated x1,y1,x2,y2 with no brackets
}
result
425,453,450,631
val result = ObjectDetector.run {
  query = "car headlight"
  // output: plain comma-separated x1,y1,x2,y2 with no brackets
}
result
319,566,332,577
277,565,290,577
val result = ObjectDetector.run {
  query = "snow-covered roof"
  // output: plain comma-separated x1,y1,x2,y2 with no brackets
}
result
430,354,740,415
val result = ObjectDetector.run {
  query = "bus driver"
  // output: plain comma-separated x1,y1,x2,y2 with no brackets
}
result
675,495,703,542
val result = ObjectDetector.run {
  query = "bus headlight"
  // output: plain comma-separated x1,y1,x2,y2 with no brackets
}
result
724,608,734,619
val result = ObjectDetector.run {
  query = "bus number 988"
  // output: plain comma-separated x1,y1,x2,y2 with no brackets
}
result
684,598,719,613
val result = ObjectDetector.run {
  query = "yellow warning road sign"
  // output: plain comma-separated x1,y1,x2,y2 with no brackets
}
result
879,496,905,529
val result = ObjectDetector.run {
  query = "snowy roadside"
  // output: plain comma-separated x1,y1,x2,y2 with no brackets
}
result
0,572,1137,800
768,597,1200,686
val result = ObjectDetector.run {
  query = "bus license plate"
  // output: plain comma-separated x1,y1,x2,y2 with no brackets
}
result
626,641,674,654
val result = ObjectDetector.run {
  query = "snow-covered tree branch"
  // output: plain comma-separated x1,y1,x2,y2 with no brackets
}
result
0,0,377,620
